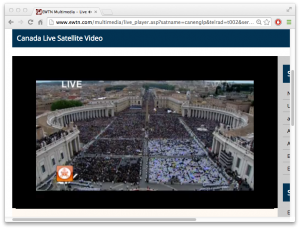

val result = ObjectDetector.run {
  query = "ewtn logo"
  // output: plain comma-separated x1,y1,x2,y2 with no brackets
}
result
36,9,43,15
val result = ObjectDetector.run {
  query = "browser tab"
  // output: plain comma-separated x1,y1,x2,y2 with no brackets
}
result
32,8,101,16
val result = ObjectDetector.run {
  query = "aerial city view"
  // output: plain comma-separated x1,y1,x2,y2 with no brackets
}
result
36,80,254,191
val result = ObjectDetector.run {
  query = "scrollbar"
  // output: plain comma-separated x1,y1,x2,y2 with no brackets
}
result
291,70,294,126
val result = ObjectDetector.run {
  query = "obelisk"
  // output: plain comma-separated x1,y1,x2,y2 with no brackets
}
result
145,100,149,127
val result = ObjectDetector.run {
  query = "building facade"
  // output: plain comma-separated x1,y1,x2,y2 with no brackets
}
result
212,130,254,188
249,106,254,115
226,101,251,113
36,126,80,186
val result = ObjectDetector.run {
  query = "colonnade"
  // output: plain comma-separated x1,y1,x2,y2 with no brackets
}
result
182,108,240,128
65,135,81,159
53,108,114,127
211,136,226,157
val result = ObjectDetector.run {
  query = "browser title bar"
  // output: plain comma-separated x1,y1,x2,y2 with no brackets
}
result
5,4,295,16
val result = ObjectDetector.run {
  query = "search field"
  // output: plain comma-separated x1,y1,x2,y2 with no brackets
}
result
47,18,272,27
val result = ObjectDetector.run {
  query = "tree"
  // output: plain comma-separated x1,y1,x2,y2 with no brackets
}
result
178,87,188,93
222,82,227,91
142,83,175,91
226,84,230,92
51,100,83,111
105,85,127,91
215,86,221,95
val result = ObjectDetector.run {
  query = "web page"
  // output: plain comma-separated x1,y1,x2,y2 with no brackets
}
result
5,3,296,223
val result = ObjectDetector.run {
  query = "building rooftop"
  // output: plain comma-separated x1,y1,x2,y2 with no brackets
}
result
225,113,254,137
226,101,251,105
68,96,79,100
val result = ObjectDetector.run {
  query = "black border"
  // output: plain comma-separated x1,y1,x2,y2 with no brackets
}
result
12,56,277,209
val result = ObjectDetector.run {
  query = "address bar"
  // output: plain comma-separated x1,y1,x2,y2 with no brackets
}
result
48,18,272,26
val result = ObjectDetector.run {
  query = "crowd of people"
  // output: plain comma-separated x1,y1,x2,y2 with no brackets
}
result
115,158,141,183
148,115,190,139
148,139,206,156
72,156,141,183
149,157,228,186
153,108,169,114
86,139,143,156
183,117,219,148
101,114,145,138
230,136,254,150
72,156,120,182
57,90,235,190
118,107,144,114
75,118,112,144
36,130,68,150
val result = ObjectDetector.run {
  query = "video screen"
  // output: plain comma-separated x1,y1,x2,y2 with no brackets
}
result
35,79,254,192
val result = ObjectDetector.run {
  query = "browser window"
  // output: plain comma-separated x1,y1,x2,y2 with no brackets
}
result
5,3,295,222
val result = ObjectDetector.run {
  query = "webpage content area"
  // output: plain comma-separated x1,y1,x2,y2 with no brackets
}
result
5,3,295,223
